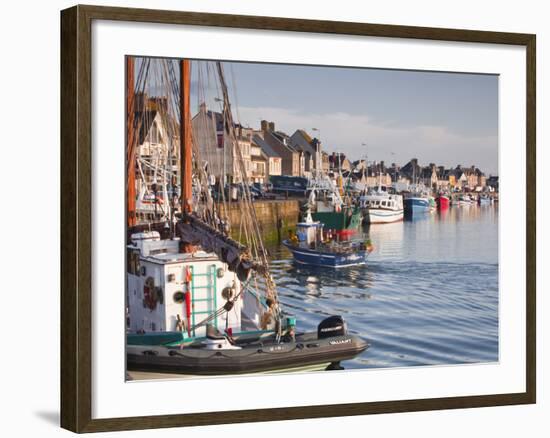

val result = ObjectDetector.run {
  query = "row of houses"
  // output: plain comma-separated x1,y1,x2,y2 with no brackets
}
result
133,96,496,192
192,104,334,184
340,158,495,191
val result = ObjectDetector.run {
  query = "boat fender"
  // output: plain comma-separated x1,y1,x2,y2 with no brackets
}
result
221,286,234,300
184,290,192,336
185,266,192,283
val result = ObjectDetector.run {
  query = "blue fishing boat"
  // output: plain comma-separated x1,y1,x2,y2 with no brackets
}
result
282,212,374,268
283,241,371,268
478,195,492,205
404,196,431,215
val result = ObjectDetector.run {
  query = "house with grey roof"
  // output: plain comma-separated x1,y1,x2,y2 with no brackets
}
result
289,129,322,175
259,120,302,176
252,134,282,177
192,103,253,183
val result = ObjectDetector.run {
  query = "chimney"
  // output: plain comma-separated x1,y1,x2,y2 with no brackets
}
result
268,121,275,131
261,120,269,132
199,102,207,113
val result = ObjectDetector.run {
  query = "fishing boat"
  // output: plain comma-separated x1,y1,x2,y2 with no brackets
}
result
306,173,362,236
310,205,362,237
478,194,492,205
403,166,435,218
359,186,404,224
125,58,368,376
436,194,450,210
458,194,474,206
404,196,431,215
282,212,373,268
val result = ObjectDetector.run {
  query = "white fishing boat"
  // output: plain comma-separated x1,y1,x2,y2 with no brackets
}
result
359,186,404,224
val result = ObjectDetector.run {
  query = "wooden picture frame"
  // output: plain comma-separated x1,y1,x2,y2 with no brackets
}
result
60,4,536,433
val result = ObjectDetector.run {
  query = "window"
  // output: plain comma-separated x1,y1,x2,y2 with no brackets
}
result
173,291,185,304
126,249,140,274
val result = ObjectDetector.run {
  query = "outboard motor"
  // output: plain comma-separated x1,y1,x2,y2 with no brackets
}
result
317,315,347,339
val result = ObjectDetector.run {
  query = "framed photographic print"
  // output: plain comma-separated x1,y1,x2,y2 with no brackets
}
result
60,4,536,433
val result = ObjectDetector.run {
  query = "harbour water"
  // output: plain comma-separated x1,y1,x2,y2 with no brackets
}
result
270,204,499,369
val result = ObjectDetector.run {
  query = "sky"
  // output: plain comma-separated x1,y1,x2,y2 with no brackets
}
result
133,57,498,176
192,60,499,176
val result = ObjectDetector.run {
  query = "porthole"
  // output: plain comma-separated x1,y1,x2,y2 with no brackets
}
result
173,291,185,304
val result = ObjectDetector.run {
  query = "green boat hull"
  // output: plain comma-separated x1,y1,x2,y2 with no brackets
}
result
311,208,362,231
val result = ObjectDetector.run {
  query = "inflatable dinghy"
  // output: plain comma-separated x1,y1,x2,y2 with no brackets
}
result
127,316,368,375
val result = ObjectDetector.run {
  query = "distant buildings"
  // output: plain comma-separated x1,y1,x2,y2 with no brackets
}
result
190,103,493,190
399,159,488,191
486,175,499,191
329,153,352,172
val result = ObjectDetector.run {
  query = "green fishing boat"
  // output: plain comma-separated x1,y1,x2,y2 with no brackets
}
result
311,207,362,232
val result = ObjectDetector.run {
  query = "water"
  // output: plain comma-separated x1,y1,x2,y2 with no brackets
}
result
268,204,499,369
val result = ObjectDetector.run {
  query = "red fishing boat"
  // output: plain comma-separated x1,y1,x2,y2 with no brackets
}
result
436,194,450,210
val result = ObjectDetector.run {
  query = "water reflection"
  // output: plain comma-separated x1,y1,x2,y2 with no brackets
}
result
269,204,499,369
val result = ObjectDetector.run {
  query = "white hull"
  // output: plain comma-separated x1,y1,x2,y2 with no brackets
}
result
366,209,404,224
359,187,404,225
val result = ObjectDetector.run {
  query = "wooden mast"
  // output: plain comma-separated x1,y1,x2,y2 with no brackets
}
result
180,59,192,214
127,57,137,227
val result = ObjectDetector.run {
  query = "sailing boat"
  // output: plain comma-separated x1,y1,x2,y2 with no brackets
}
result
125,58,368,375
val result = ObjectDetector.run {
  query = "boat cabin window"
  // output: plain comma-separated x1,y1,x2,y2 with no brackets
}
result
127,249,140,274
173,291,185,304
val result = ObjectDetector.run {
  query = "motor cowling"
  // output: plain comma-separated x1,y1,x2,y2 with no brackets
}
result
317,315,347,339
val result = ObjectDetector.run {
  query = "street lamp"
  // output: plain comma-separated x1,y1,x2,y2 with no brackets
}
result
311,127,320,138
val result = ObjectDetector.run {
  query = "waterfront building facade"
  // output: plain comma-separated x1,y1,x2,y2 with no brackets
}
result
192,103,254,183
252,134,282,177
260,120,302,176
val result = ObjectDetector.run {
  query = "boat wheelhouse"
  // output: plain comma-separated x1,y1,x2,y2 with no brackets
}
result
127,231,265,337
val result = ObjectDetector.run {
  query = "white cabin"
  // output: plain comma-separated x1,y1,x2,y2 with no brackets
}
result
127,231,264,337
